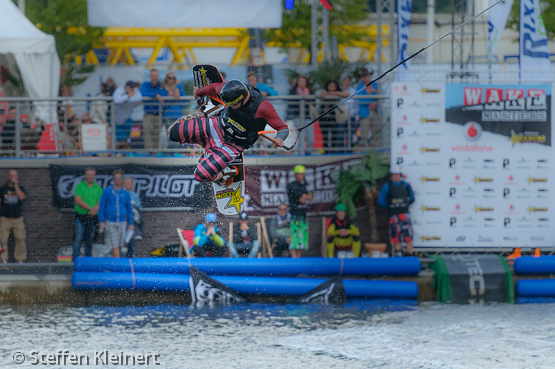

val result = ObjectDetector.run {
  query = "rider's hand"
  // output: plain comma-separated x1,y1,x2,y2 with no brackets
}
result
272,138,284,148
193,86,200,99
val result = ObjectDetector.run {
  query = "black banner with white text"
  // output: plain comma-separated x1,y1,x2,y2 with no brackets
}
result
49,164,212,210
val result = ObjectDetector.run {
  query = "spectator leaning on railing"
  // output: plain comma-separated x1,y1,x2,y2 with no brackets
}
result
89,77,116,124
161,72,185,149
113,81,142,148
247,72,278,97
1,107,17,151
287,75,314,155
140,69,167,151
318,79,349,151
356,68,380,148
341,75,358,147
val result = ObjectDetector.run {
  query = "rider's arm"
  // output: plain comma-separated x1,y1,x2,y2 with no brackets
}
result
196,82,225,97
256,100,289,141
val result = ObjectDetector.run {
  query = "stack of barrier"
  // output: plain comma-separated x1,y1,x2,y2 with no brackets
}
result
72,257,420,299
514,256,555,298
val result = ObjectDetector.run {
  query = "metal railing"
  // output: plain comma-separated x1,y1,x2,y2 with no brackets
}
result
0,95,391,158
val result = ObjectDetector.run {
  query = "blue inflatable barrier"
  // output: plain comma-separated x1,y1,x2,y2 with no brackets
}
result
73,257,421,276
514,256,555,274
72,272,419,299
516,280,555,298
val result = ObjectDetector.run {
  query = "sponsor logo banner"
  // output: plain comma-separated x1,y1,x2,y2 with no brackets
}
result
391,82,555,248
50,164,212,210
244,158,361,214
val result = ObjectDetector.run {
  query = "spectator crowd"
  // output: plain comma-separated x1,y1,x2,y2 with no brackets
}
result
1,66,382,157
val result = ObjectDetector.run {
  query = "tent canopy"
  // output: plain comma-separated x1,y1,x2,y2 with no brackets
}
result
0,0,60,122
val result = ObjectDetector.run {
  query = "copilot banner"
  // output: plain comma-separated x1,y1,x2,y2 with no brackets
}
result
391,83,554,248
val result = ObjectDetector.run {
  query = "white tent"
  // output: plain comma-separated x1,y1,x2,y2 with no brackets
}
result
0,0,60,122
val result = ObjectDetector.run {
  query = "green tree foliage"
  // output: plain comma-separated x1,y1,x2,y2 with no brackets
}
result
15,0,105,87
335,152,389,218
335,152,390,242
23,0,105,60
265,0,370,52
507,0,555,41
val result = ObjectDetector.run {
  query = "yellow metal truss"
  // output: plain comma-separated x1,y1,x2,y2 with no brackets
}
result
78,25,389,66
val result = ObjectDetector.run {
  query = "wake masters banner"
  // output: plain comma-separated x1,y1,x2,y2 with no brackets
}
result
243,157,362,215
50,164,213,210
391,83,554,249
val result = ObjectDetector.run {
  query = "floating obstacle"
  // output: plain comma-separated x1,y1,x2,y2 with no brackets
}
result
72,272,419,299
72,257,420,300
74,257,421,276
516,280,555,298
514,256,555,299
514,256,555,275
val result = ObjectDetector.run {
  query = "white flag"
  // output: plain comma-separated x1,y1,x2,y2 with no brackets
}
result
397,0,413,69
519,0,551,80
488,0,514,63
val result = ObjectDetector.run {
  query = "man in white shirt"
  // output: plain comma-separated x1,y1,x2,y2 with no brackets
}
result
113,81,142,147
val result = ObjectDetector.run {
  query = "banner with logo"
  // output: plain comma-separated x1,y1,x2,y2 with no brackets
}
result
391,82,555,248
243,157,363,215
488,0,514,64
50,164,212,210
519,0,551,80
397,0,412,70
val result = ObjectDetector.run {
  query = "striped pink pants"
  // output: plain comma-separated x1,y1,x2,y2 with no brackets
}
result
169,117,243,182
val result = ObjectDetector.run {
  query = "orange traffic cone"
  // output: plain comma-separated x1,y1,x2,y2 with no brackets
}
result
532,248,541,257
508,247,521,258
507,247,521,265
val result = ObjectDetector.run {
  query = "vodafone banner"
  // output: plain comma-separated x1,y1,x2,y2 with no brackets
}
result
391,82,554,249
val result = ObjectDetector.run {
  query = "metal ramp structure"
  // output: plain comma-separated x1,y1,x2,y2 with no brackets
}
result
75,26,390,67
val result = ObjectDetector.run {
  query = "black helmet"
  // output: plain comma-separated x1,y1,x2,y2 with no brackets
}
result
220,80,249,106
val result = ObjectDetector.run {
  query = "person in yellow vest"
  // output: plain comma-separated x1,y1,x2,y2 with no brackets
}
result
326,203,361,258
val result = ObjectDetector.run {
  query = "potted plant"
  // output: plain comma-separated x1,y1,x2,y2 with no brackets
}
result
335,152,390,253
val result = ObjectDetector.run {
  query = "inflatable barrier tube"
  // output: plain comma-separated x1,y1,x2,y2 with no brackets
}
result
73,257,421,276
516,279,555,298
514,256,555,275
72,272,419,299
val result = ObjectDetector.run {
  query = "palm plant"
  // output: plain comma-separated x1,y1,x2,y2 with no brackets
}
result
335,152,390,242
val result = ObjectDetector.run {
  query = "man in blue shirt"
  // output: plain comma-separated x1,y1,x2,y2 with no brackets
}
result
98,169,134,258
378,166,415,256
140,69,167,151
247,72,278,97
356,68,379,147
